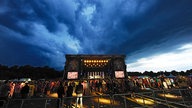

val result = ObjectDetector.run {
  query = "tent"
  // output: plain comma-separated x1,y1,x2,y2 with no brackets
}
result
137,76,150,79
19,78,31,82
167,74,175,78
188,74,192,78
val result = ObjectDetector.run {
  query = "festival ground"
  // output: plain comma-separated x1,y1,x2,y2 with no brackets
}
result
3,88,192,108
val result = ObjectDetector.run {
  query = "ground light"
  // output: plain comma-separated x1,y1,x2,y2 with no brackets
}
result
49,92,78,98
49,93,119,107
134,98,154,105
49,93,58,98
92,98,119,105
126,97,155,106
158,93,182,99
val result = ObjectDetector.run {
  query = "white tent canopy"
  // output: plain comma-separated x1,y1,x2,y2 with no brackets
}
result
10,78,31,82
167,73,175,78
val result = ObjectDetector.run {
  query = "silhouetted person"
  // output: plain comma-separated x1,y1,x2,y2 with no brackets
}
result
66,83,73,108
75,82,83,108
0,80,10,107
57,82,65,108
20,83,29,98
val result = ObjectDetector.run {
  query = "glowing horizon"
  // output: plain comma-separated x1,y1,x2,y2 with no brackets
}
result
127,43,192,72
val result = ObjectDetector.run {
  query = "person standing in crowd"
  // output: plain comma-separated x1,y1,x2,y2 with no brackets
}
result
44,82,50,97
57,81,65,108
0,80,10,107
28,82,35,98
9,82,15,98
66,83,73,108
98,80,102,92
129,80,135,98
14,82,21,98
95,81,99,92
75,82,83,108
20,82,29,98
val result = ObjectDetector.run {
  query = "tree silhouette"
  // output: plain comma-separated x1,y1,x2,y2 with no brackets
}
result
0,64,63,80
0,64,191,80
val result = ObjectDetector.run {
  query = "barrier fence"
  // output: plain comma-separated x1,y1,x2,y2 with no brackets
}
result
1,89,192,108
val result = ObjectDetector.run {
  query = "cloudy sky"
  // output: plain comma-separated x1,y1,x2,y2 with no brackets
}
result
0,0,192,72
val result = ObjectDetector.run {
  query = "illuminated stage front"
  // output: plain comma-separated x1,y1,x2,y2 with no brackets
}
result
63,55,127,80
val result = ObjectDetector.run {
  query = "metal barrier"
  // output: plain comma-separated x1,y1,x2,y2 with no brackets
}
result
6,95,112,108
6,97,59,108
150,89,192,107
112,89,192,108
0,100,6,108
63,94,112,108
112,92,153,108
4,89,192,108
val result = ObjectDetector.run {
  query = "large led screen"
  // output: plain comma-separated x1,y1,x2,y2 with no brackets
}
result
115,71,125,78
67,72,78,79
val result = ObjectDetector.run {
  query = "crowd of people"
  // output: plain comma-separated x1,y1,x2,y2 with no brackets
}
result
0,80,84,108
0,74,192,107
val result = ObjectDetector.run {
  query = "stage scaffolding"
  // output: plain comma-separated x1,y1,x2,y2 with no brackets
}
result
63,54,127,80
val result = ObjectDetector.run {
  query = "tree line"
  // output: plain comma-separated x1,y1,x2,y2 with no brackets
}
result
128,69,192,77
0,64,192,80
0,64,63,80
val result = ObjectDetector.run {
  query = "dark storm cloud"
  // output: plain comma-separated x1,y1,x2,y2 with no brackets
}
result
91,0,192,61
0,0,192,70
114,1,191,49
124,0,192,62
0,29,50,66
0,0,81,69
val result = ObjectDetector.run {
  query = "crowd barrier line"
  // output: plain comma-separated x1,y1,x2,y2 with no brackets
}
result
4,89,192,108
